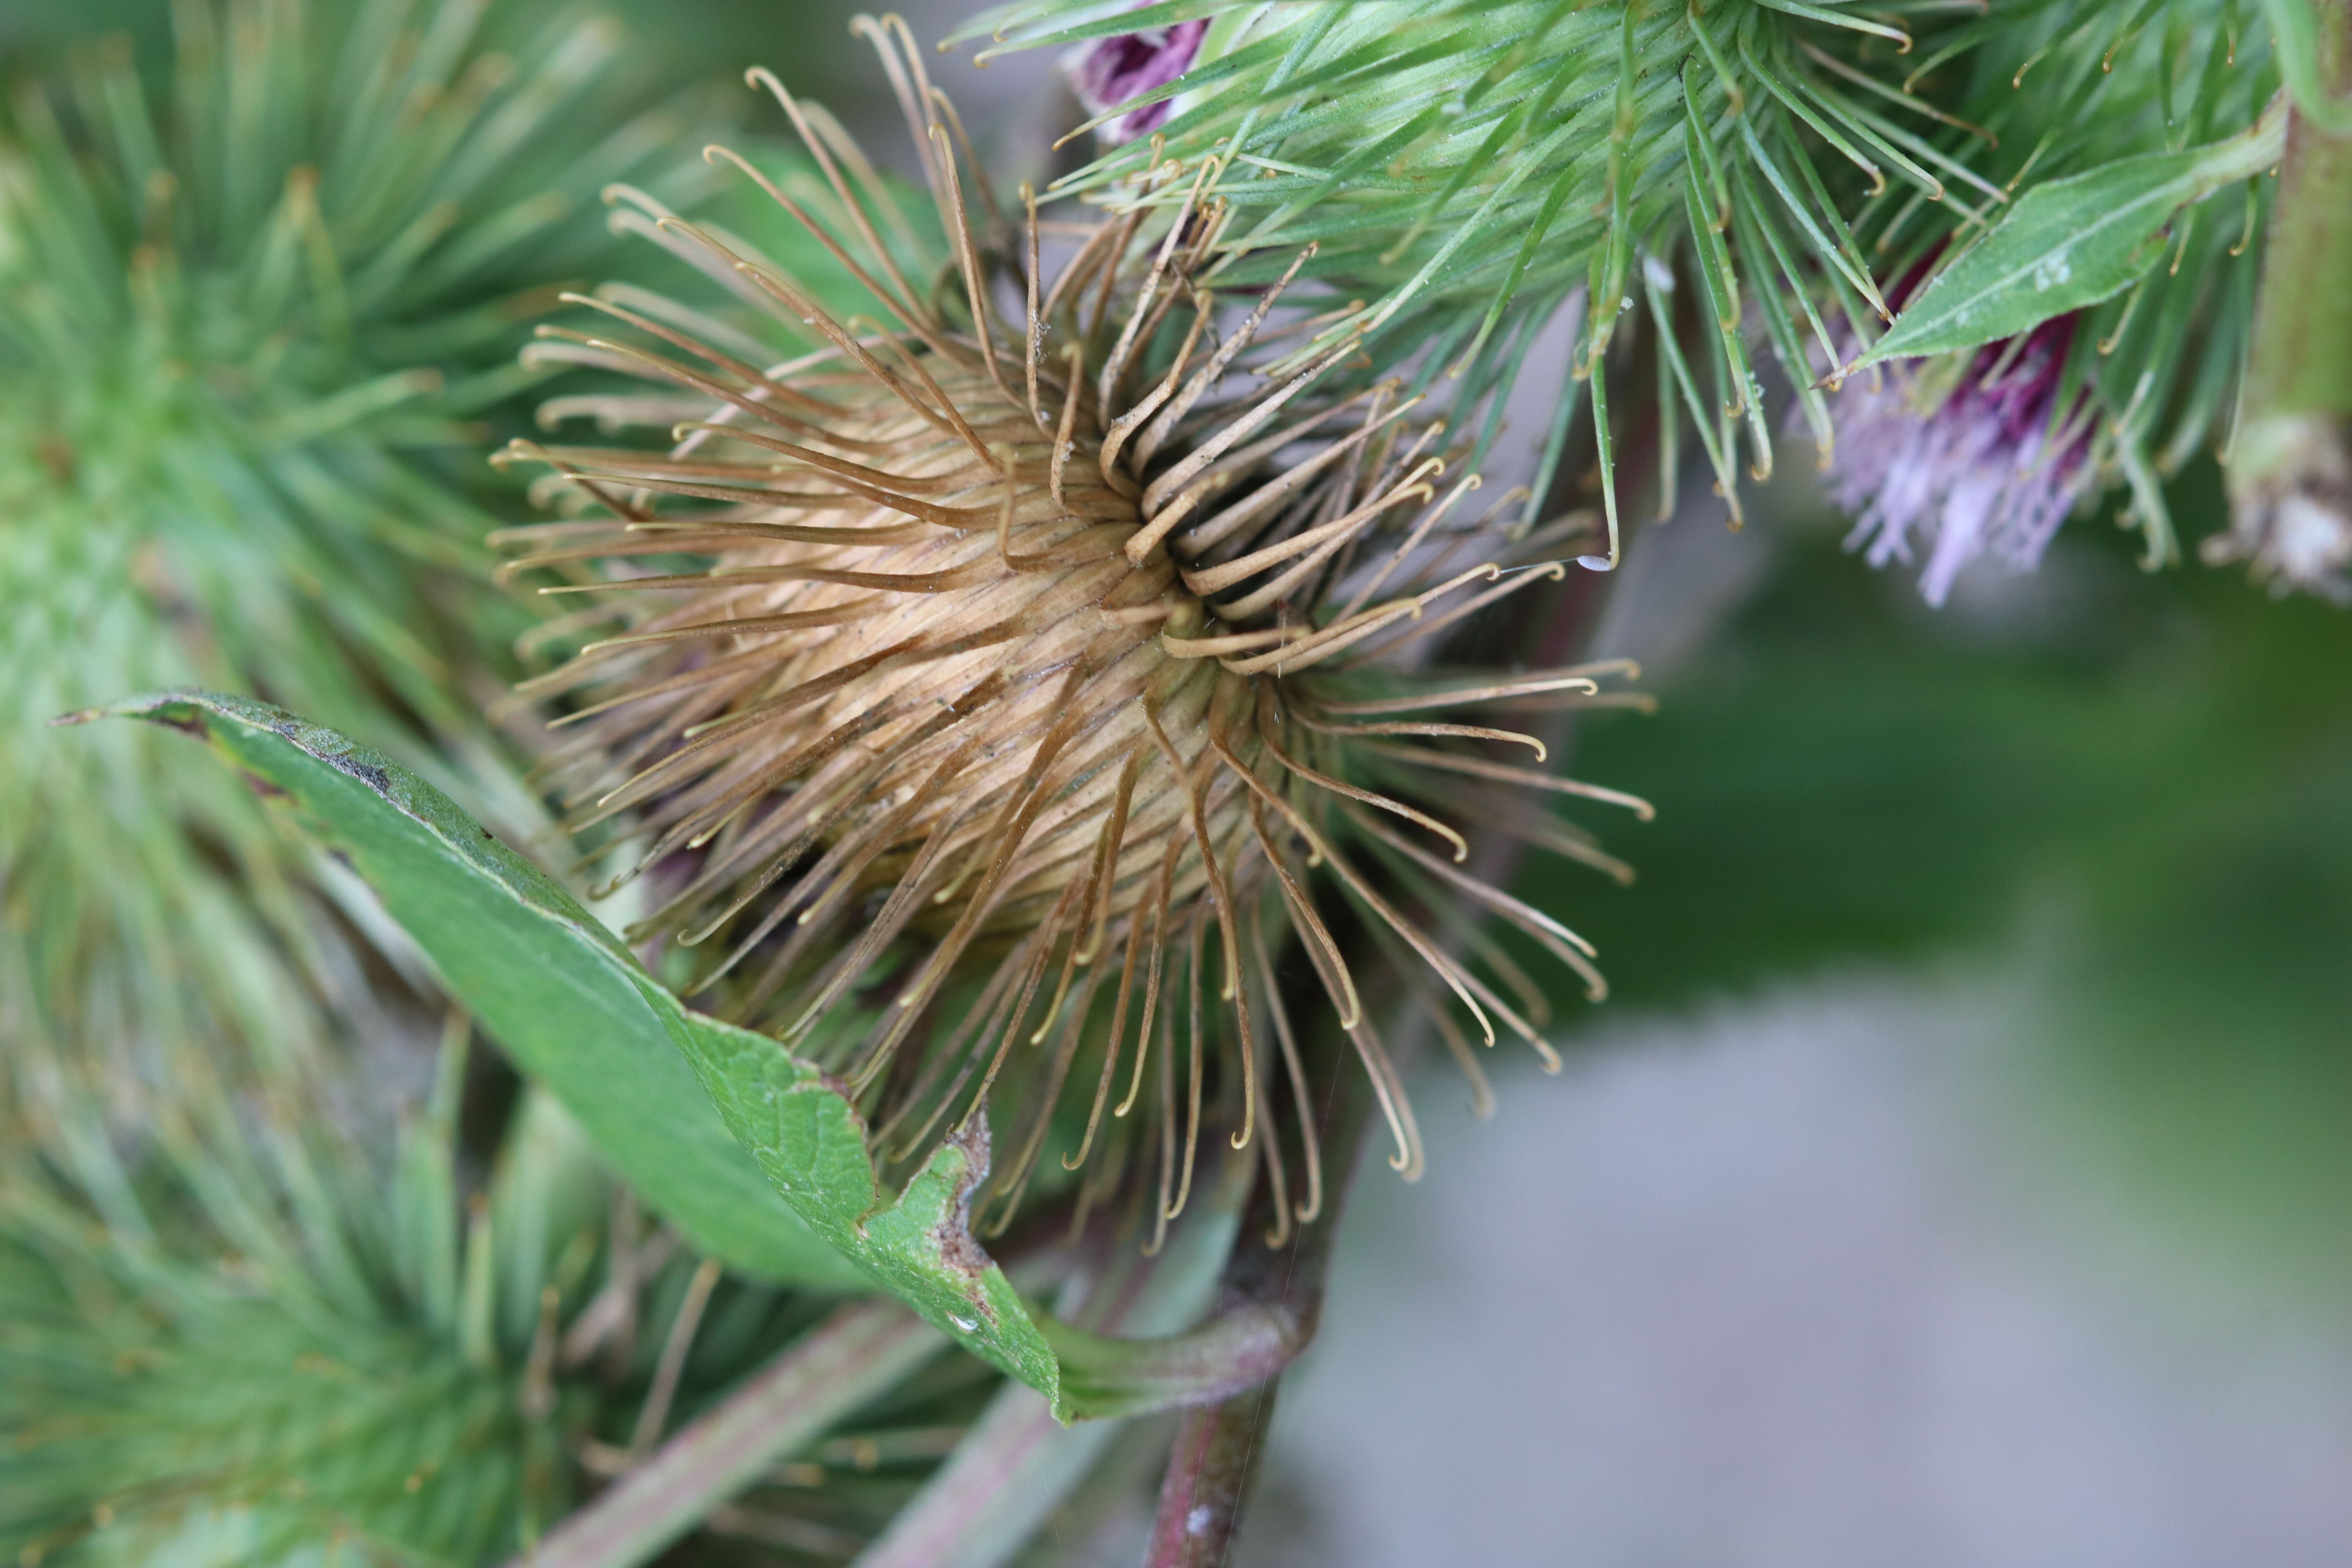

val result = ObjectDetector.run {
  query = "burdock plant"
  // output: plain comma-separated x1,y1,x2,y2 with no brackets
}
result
29,1,2352,1564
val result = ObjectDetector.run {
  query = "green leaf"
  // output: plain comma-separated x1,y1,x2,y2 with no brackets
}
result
98,691,1075,1393
1855,103,2286,369
103,691,1315,1422
98,691,863,1288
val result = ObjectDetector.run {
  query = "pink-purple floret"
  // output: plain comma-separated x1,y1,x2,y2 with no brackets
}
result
1064,18,1209,143
1830,314,2097,607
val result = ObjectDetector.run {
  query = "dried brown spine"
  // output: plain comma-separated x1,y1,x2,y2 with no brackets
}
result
497,20,1646,1243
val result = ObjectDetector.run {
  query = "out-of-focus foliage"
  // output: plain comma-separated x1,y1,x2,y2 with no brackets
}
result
0,0,698,1079
1544,466,2352,1298
1555,470,2349,1005
0,0,860,92
0,1022,838,1567
0,10,975,1558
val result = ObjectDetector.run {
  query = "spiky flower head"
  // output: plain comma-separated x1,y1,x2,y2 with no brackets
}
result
500,24,1646,1248
0,0,689,1072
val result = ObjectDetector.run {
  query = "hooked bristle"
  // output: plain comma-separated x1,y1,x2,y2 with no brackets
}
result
498,24,1648,1244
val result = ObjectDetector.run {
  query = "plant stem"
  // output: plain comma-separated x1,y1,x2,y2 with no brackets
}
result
2216,0,2352,594
851,1181,1247,1568
1144,1382,1284,1568
1131,1042,1370,1567
1128,463,1620,1557
506,1298,941,1568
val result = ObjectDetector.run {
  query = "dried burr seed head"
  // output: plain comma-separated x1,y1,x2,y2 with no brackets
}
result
496,20,1650,1247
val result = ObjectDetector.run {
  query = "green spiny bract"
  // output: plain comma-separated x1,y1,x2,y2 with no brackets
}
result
1890,0,2282,575
958,1,2281,579
959,2,2006,506
0,0,697,1076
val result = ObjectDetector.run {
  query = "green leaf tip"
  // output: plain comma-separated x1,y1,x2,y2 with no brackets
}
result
1852,100,2288,372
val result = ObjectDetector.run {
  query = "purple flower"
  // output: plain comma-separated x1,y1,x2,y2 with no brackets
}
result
1062,14,1209,144
1828,314,2097,607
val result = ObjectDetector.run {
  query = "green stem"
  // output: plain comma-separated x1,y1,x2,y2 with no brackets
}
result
1038,999,1378,1417
1124,1014,1377,1566
853,1166,1254,1567
504,1299,941,1568
2247,10,2352,417
2266,0,2352,133
1040,1298,1315,1420
2218,1,2352,594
